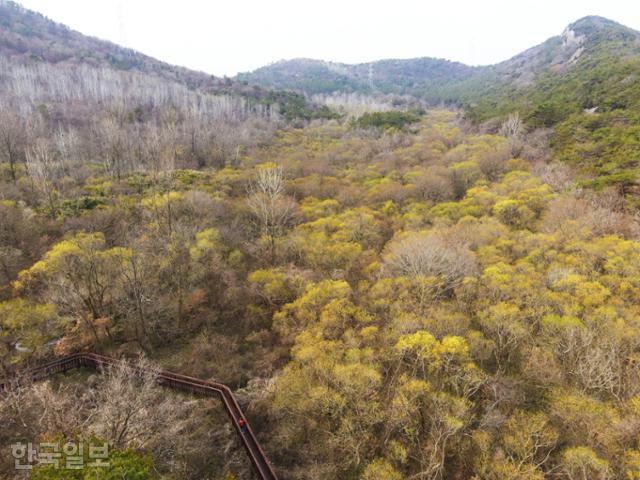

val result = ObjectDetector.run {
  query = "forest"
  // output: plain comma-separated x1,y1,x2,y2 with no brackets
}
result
3,103,640,479
2,1,640,479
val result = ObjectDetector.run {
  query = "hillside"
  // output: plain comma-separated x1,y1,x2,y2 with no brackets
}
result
0,0,215,87
456,16,640,192
0,0,333,120
459,16,640,121
240,16,640,193
237,57,475,98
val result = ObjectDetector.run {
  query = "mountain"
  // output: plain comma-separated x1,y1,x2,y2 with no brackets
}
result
237,57,475,98
240,16,640,192
0,0,333,121
239,16,639,107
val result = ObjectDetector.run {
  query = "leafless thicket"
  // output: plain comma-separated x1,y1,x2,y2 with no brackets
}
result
0,356,230,478
311,92,395,116
1,60,273,121
0,57,284,191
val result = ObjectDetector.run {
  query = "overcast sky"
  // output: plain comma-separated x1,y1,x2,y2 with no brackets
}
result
15,0,640,77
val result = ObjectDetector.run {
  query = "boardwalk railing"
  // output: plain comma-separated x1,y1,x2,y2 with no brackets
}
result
1,352,278,480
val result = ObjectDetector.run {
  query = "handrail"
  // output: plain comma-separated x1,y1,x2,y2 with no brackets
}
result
0,353,278,480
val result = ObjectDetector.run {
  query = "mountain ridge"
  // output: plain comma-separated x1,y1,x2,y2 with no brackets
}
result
237,15,640,99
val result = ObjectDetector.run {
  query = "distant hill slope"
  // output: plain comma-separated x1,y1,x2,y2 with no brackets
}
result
239,16,640,114
240,16,640,193
0,0,338,180
239,17,638,98
0,0,208,86
0,0,332,120
237,57,475,99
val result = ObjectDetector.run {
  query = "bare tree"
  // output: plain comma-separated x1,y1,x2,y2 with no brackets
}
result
384,232,477,298
534,162,576,192
247,164,296,262
500,112,523,138
0,109,24,182
117,246,152,348
53,127,81,172
89,356,187,452
0,358,217,478
100,117,128,180
500,112,525,157
25,138,59,216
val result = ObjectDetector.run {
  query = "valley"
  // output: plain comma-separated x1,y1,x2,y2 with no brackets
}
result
1,2,640,479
